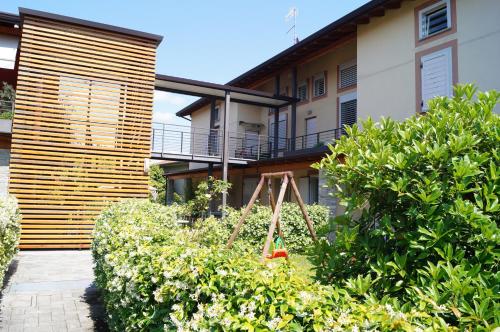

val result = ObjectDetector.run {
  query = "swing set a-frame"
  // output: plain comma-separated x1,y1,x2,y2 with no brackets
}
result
226,171,318,261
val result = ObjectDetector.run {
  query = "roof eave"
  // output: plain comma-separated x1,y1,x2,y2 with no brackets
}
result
18,7,163,46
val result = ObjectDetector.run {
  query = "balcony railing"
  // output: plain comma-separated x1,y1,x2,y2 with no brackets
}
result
287,128,342,152
151,123,342,162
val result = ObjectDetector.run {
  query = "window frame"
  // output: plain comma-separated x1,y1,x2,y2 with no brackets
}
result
338,60,357,92
312,71,327,100
338,91,357,129
415,39,458,113
414,0,456,47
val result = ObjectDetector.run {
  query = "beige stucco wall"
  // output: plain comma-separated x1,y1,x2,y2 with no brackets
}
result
357,0,500,122
456,0,500,97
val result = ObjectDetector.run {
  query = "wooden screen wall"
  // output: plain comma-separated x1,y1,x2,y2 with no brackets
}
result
9,15,156,248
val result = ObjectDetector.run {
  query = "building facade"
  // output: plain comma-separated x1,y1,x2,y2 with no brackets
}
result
164,0,500,211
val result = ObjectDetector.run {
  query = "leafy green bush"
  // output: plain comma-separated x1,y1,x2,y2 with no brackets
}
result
0,196,21,285
93,199,448,331
220,202,329,253
314,85,499,329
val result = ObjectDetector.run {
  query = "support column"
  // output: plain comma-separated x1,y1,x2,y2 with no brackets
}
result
291,67,297,151
273,75,280,157
221,91,231,213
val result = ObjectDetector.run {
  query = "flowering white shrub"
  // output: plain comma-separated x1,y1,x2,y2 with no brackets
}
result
0,195,21,285
92,199,450,331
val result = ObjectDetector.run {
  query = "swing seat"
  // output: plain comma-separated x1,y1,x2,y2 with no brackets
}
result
266,237,288,259
270,248,288,259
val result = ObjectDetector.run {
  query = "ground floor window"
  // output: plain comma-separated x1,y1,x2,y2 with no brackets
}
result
298,175,319,204
242,176,259,206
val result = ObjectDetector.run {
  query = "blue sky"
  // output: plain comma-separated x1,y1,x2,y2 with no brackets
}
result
4,1,369,125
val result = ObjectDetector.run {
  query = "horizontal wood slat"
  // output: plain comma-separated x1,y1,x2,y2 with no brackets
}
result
11,15,156,249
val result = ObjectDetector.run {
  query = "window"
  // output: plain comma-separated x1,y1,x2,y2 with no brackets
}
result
419,0,451,40
242,177,259,206
339,61,357,89
297,81,308,101
0,35,18,69
305,117,317,149
420,47,453,111
213,106,220,122
269,112,287,150
339,92,357,135
298,176,319,204
313,73,326,98
243,129,259,157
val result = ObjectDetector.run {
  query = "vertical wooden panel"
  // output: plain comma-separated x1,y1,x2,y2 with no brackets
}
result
10,15,157,249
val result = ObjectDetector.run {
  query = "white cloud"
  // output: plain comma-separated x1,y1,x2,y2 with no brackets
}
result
154,91,189,107
152,110,175,123
152,91,195,125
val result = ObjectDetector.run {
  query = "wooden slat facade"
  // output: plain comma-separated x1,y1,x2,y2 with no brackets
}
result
10,14,157,249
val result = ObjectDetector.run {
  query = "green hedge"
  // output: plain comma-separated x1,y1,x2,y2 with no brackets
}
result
0,196,21,285
93,199,448,331
220,203,329,253
314,85,499,329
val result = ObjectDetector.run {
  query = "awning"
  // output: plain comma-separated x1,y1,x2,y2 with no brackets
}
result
155,74,298,112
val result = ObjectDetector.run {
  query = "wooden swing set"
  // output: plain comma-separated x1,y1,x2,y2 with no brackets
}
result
226,171,318,261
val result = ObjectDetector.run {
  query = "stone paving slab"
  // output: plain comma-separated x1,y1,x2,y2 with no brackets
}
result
0,251,108,332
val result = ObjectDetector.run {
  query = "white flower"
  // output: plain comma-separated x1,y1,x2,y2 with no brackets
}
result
267,317,281,329
222,317,232,327
216,269,228,276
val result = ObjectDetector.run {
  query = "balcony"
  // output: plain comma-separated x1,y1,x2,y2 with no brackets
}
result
150,123,342,163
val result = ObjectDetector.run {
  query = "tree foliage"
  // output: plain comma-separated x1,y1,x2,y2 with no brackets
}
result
148,164,166,204
313,85,499,329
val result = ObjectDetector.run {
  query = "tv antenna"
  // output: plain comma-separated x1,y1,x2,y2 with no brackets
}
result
285,7,299,44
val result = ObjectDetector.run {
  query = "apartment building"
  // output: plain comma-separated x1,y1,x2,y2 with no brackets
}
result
0,0,498,247
161,0,500,212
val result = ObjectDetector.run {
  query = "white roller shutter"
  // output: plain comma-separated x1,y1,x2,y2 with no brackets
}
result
420,47,453,111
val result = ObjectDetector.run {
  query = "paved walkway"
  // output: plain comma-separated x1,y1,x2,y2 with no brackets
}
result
0,251,108,332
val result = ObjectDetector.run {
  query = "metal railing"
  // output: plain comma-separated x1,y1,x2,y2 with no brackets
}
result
151,123,343,161
287,128,342,151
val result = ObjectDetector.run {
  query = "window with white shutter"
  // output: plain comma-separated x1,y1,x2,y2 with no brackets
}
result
339,61,357,89
297,81,308,101
419,0,451,40
420,47,453,111
313,72,326,98
339,92,357,135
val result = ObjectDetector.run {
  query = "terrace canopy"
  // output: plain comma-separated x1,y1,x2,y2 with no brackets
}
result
154,74,298,210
